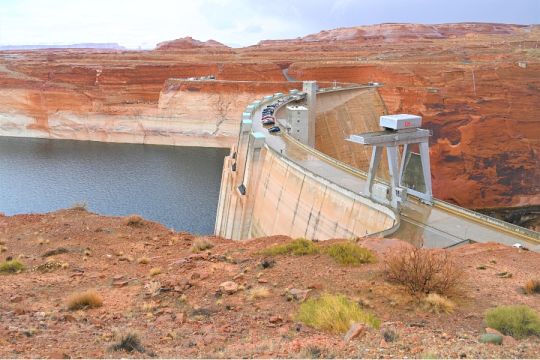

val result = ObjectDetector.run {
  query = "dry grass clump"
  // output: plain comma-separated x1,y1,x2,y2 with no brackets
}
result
66,290,103,310
323,242,375,266
249,286,271,300
262,238,319,256
70,201,88,211
524,279,540,295
137,256,150,265
295,293,380,333
385,247,464,295
126,214,144,227
110,332,145,353
485,305,540,339
422,293,456,314
190,237,214,252
149,267,162,276
0,259,25,273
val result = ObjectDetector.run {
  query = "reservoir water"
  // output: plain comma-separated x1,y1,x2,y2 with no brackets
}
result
0,137,228,234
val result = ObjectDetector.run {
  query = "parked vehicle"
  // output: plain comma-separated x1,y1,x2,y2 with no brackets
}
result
262,118,275,126
268,126,281,133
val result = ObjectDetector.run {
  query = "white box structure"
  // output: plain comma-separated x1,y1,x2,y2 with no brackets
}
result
380,114,422,130
287,105,309,145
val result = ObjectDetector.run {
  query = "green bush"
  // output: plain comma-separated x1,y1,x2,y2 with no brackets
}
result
323,242,375,266
295,293,380,333
261,238,319,256
0,260,25,273
485,305,540,339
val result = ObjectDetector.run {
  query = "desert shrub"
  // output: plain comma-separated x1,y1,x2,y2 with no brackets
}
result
0,259,25,273
66,290,103,310
323,242,375,266
422,293,456,314
149,267,162,276
190,238,214,252
110,332,145,353
137,256,150,265
524,279,540,295
262,238,319,256
485,305,540,339
297,346,333,359
126,214,144,227
295,293,380,333
33,260,64,273
384,247,463,295
70,201,87,211
249,286,271,300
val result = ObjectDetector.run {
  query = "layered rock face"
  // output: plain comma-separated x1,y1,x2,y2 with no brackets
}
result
0,23,538,209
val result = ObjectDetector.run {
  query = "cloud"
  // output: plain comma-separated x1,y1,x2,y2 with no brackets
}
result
0,0,537,48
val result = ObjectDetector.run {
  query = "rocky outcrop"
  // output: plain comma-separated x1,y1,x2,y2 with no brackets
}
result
155,37,231,51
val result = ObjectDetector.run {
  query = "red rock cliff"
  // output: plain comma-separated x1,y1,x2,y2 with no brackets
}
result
0,24,538,209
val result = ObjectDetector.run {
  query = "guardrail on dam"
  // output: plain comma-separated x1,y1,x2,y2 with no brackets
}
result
215,82,540,250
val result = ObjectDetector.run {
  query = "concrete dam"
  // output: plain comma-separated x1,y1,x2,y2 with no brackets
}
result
215,81,540,251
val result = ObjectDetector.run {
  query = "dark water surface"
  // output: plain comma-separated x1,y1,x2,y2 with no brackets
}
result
0,137,228,234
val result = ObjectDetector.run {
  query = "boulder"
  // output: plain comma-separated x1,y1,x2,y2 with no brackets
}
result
219,281,239,294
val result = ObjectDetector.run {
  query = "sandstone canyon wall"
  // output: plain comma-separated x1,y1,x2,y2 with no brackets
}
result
0,23,538,210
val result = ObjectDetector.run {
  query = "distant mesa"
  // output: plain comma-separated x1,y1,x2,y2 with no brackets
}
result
0,43,126,50
155,37,230,51
255,22,534,46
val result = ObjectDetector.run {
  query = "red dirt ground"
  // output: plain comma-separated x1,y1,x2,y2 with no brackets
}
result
0,209,539,358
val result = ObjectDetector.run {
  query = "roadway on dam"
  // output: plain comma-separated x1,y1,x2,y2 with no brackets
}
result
249,88,540,250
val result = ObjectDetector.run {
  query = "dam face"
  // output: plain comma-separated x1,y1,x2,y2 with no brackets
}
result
215,85,399,240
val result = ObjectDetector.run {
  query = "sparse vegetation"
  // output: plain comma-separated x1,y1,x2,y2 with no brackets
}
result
66,290,103,310
420,351,439,359
190,237,214,252
262,238,319,256
382,329,398,342
249,286,271,300
295,293,380,333
322,242,375,266
422,293,456,314
33,260,65,273
110,332,145,353
523,279,540,295
384,247,464,295
137,256,150,264
126,214,144,227
298,346,330,359
70,201,88,211
149,267,162,276
485,305,540,339
0,259,25,273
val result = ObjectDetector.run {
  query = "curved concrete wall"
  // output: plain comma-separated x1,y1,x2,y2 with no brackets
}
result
315,87,390,179
215,86,399,240
249,147,396,239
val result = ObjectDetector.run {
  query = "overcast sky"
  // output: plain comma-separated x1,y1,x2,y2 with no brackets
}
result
0,0,538,48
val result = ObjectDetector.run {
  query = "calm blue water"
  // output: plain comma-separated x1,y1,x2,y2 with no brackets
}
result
0,137,227,234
